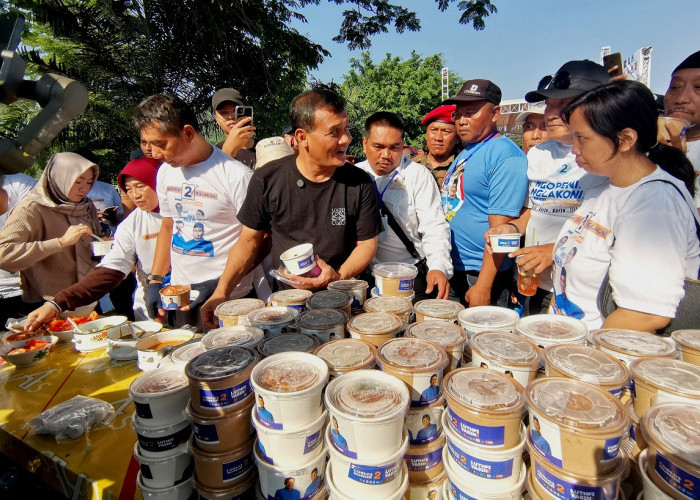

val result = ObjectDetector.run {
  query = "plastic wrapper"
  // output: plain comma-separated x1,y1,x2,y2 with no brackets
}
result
27,395,115,441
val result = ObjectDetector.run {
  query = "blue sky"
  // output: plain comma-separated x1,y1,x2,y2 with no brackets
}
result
291,0,699,101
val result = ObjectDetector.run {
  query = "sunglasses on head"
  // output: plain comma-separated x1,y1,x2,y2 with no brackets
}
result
537,71,573,91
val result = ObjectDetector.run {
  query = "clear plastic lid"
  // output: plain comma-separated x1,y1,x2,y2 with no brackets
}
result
414,299,465,318
186,346,259,380
254,357,321,393
248,307,298,326
405,321,467,348
131,365,188,394
307,290,353,310
257,334,320,357
378,338,447,371
347,312,404,335
364,296,412,315
201,326,265,350
545,345,629,386
328,279,369,291
170,340,205,364
269,289,313,304
671,329,700,350
642,403,700,465
526,378,626,430
630,358,700,396
457,306,520,328
326,371,408,418
592,329,677,356
516,315,587,342
444,368,523,411
372,262,419,279
214,298,265,317
470,331,540,365
296,309,348,330
314,339,376,370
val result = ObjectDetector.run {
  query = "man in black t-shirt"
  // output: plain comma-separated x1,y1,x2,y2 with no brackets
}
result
201,87,382,330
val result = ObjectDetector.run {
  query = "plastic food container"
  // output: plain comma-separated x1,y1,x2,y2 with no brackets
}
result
405,433,446,483
253,408,326,466
444,413,526,488
405,472,446,500
670,329,700,366
132,415,192,458
169,339,205,366
515,314,587,349
407,395,445,446
443,368,524,449
184,394,254,453
185,346,259,415
313,338,377,379
373,262,419,298
255,438,327,500
444,449,527,500
193,468,257,500
133,441,192,489
591,329,678,367
364,296,413,324
159,285,190,310
136,329,195,371
629,357,700,417
129,365,190,427
191,437,255,489
326,459,409,500
324,369,410,461
457,306,520,339
296,309,349,344
346,312,404,347
326,425,408,498
489,233,520,253
137,469,193,500
328,279,370,313
250,351,328,431
370,285,415,303
257,333,321,357
73,315,128,352
307,290,353,317
544,344,630,399
280,243,319,275
469,331,541,387
637,448,674,500
377,338,449,407
414,300,465,324
247,307,298,336
405,322,467,374
524,377,628,475
201,326,264,351
268,289,313,313
214,299,265,327
107,321,161,360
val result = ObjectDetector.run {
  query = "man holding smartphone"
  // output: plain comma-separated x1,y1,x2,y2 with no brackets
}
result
211,88,256,168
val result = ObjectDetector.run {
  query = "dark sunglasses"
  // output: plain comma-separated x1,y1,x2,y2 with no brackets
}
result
537,71,573,91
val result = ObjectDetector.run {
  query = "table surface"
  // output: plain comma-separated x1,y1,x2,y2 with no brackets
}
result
0,340,144,500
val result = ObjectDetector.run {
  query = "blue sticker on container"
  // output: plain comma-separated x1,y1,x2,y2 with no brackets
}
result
654,451,699,498
629,424,636,442
288,304,306,313
347,462,402,485
303,430,322,455
448,407,505,446
447,440,513,479
331,429,357,459
257,406,283,430
134,401,153,420
398,279,415,291
449,480,477,500
192,420,219,444
222,452,253,482
608,387,623,399
136,424,191,453
534,462,617,500
298,256,314,269
199,379,251,409
601,437,621,461
499,238,519,248
406,447,443,471
257,440,274,465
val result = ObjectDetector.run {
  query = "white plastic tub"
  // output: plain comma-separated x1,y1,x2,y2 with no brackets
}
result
469,331,540,387
407,395,445,445
255,438,327,500
457,306,520,339
443,446,526,500
252,407,327,467
131,415,192,458
201,326,265,351
638,449,674,500
129,365,190,427
326,460,409,500
133,441,192,489
137,470,193,500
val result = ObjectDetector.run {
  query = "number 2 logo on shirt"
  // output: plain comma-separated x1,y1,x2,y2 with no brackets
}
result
182,183,196,200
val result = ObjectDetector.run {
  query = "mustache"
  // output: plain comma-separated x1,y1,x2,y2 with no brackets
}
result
667,106,694,116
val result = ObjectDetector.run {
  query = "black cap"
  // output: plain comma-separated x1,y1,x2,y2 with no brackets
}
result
282,123,293,136
443,79,502,106
525,60,610,103
673,50,700,74
211,88,244,112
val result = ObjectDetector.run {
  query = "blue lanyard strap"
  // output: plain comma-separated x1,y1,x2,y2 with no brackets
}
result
442,130,499,189
373,169,399,210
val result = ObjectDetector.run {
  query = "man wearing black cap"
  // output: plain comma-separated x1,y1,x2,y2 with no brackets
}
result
491,60,609,315
211,87,257,168
441,79,528,307
413,105,462,186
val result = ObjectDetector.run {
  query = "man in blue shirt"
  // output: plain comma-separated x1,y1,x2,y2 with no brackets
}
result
330,416,349,452
416,414,438,442
303,468,321,499
441,79,528,307
420,374,440,404
530,416,552,456
257,396,275,425
274,478,300,500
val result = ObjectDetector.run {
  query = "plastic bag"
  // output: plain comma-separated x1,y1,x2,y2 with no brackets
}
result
27,395,115,441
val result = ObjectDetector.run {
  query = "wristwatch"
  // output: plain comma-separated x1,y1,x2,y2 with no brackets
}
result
147,274,164,284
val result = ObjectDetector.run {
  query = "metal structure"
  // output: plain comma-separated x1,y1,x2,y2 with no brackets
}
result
441,67,449,102
600,46,611,65
601,45,653,88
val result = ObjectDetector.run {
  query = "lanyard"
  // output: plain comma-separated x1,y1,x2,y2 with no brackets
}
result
442,131,499,191
373,170,399,210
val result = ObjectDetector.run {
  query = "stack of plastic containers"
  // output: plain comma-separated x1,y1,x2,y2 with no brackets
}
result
130,365,194,499
214,298,265,327
328,279,370,315
313,338,377,380
457,306,520,340
524,377,629,500
515,314,587,351
201,326,265,352
442,367,527,499
268,289,313,312
324,370,411,499
185,346,260,498
251,352,329,500
364,295,413,324
296,308,349,343
469,331,541,386
405,321,467,374
307,289,354,317
671,329,700,365
346,312,404,347
247,307,299,336
372,262,418,298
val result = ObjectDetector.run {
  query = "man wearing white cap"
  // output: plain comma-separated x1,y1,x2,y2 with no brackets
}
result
516,102,548,154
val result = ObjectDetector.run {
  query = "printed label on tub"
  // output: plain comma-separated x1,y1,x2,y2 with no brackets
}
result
257,441,274,465
257,405,284,430
498,239,519,248
137,425,191,453
298,256,314,269
413,373,442,408
348,462,402,485
134,401,153,420
447,440,513,479
398,278,415,291
199,379,252,409
535,462,617,500
332,428,358,459
529,411,564,468
449,480,478,500
448,407,505,446
406,447,443,471
655,451,699,498
303,430,322,455
601,437,621,462
192,420,220,444
609,387,624,399
223,452,253,482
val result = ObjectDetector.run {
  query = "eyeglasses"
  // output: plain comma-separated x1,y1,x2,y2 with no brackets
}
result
537,71,573,91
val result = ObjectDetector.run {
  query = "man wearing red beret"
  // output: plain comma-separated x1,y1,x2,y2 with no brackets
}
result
413,105,462,186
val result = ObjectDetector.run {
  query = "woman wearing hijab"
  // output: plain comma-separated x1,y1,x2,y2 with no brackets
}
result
0,153,100,314
26,157,163,328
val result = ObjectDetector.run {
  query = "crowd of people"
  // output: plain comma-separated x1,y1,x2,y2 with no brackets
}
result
1,49,699,334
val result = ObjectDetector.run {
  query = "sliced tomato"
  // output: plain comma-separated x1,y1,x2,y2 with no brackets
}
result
8,348,28,355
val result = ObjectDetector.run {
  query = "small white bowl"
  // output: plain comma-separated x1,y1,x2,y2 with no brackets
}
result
107,321,162,360
73,316,127,352
489,233,521,253
0,335,59,367
280,243,317,275
91,239,114,256
136,330,195,371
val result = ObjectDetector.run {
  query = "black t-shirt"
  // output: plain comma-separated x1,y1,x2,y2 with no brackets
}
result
238,155,382,270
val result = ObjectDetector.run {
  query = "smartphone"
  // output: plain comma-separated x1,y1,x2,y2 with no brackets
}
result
235,105,254,122
103,206,119,213
603,52,623,77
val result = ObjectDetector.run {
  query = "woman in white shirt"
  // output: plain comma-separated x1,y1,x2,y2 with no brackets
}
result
549,80,699,331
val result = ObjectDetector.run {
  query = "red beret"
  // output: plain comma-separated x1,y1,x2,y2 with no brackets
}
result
421,105,456,126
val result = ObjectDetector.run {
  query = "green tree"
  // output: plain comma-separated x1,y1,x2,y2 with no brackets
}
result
339,51,463,158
